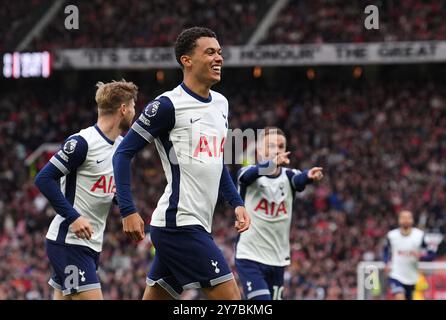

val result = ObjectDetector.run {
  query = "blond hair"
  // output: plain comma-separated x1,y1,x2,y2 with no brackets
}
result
95,80,138,115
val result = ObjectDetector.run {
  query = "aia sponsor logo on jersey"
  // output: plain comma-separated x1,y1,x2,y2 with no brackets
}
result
193,136,225,158
397,250,419,258
90,175,115,193
254,199,287,216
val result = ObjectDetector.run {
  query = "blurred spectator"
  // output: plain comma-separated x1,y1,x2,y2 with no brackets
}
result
0,0,45,51
31,0,272,50
263,0,446,44
5,1,446,52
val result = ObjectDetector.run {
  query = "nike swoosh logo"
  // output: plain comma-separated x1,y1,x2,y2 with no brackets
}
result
96,159,105,164
190,117,201,124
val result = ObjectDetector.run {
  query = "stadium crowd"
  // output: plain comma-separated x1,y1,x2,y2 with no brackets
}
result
1,73,445,299
18,0,445,51
0,0,47,51
263,0,446,44
31,0,272,50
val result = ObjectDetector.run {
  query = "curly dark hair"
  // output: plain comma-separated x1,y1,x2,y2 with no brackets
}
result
174,27,217,67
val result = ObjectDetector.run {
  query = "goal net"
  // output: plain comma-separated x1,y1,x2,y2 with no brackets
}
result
357,261,446,300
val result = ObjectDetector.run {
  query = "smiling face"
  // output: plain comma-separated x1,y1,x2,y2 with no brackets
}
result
183,36,223,86
259,132,287,162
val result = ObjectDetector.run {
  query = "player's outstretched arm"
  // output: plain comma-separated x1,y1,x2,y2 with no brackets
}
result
286,167,323,192
237,156,288,185
307,167,324,181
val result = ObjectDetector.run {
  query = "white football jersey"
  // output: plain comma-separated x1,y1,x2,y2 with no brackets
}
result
46,125,122,252
130,83,229,233
235,167,299,266
387,228,425,285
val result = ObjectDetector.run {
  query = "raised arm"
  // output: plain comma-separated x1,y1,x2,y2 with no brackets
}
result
285,167,323,192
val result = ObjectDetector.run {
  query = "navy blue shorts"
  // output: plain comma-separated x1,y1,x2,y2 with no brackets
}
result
389,278,415,300
235,258,284,300
147,225,234,299
46,239,101,296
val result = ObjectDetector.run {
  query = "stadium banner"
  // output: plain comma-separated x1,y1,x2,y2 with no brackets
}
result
53,41,446,69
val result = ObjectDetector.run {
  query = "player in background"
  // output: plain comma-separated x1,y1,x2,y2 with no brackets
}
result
113,27,250,300
235,127,324,300
383,209,436,300
35,80,137,300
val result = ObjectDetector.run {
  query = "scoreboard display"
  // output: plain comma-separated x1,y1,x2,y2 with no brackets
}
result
3,51,51,78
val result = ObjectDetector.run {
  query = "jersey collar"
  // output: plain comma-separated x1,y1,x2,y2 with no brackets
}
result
181,82,212,103
266,167,283,179
94,124,114,145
